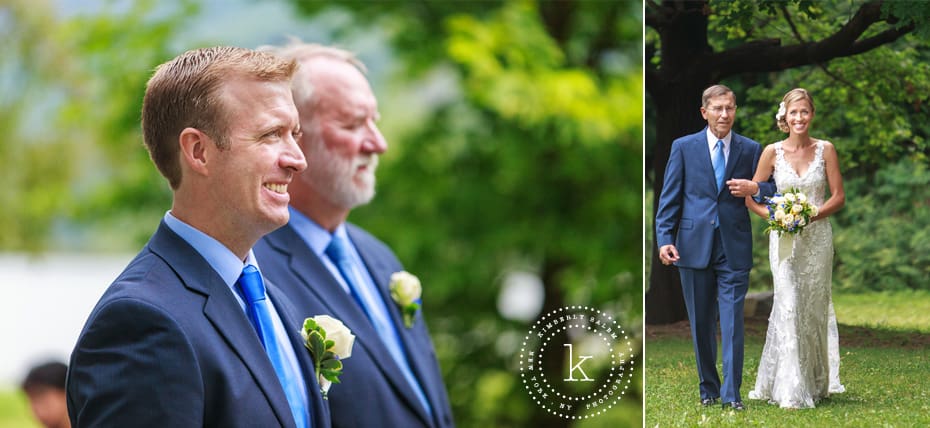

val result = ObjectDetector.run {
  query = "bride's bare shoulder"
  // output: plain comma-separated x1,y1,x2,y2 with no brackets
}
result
761,142,780,157
815,139,838,155
813,139,835,149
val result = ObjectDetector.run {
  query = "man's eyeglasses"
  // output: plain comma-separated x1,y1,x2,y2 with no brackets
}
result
707,106,737,114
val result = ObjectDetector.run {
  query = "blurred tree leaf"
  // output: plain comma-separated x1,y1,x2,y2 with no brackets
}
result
61,0,196,249
1,0,79,251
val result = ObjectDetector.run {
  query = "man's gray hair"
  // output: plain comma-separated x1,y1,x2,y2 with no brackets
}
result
701,84,735,108
259,38,366,113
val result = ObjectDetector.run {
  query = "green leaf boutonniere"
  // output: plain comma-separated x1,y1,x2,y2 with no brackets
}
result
301,315,355,397
389,271,422,328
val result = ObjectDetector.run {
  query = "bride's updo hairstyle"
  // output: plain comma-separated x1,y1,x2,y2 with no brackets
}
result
775,88,815,133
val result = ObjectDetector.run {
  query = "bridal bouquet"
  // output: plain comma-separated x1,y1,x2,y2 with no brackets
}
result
763,188,819,236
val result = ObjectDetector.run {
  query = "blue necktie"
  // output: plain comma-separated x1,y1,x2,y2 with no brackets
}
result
237,265,310,428
714,139,726,192
714,140,726,228
325,236,433,417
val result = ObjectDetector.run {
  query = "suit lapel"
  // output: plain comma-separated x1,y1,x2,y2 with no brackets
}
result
348,226,439,427
268,225,433,425
149,223,296,428
690,132,719,196
725,134,745,184
268,282,331,428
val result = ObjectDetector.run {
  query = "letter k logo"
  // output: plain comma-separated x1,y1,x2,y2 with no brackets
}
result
563,344,594,382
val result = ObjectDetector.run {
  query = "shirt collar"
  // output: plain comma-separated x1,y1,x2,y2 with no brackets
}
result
287,206,349,257
163,211,259,288
706,128,732,150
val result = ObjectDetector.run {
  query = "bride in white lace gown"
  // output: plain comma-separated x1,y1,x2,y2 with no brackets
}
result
746,88,847,409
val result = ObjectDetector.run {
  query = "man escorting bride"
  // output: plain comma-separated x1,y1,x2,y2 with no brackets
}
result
747,88,847,409
656,85,848,412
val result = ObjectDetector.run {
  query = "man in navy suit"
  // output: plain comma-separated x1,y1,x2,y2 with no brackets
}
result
67,46,330,427
254,42,454,428
655,84,772,411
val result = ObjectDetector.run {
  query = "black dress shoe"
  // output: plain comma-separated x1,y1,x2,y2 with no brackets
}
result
701,398,718,407
722,401,745,411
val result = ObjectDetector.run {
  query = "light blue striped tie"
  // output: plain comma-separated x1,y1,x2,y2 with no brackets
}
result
714,140,726,192
325,236,433,417
714,140,726,228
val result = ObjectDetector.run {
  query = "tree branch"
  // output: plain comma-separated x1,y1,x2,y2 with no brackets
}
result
847,24,916,55
708,0,914,78
816,63,858,91
780,4,805,43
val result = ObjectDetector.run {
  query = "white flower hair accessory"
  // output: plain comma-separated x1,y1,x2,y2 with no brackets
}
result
775,101,786,121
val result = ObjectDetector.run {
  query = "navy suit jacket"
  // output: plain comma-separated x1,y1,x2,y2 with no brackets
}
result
655,129,763,270
67,222,330,428
254,223,454,428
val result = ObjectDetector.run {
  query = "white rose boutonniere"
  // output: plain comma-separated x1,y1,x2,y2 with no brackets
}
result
389,271,422,328
301,315,355,397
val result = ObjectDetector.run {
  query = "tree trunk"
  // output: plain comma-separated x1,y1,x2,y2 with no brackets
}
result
645,0,713,325
528,256,570,428
645,80,710,324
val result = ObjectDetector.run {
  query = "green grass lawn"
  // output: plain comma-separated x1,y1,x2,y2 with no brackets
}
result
646,290,930,427
833,289,930,333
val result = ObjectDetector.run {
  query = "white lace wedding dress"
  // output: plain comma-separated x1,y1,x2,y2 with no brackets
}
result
748,141,845,408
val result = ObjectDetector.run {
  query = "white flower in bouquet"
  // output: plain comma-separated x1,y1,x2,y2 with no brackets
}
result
792,204,803,214
774,209,786,222
785,192,796,202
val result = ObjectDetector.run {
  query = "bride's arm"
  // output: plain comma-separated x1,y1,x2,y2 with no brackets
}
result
746,145,775,218
811,141,846,222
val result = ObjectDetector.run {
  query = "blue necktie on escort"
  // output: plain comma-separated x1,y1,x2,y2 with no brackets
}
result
714,139,726,228
714,139,726,193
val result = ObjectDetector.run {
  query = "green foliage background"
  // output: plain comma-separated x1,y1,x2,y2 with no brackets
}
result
2,0,642,426
645,0,930,295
